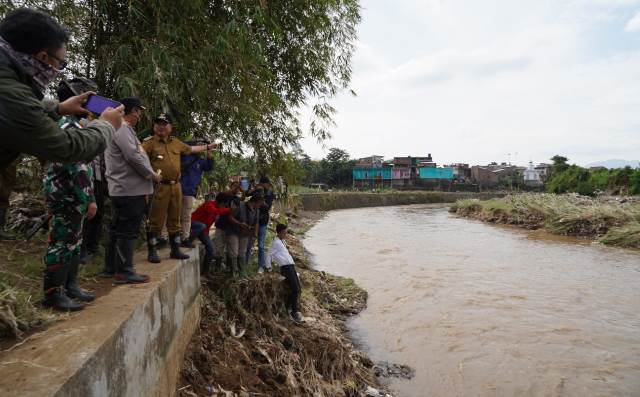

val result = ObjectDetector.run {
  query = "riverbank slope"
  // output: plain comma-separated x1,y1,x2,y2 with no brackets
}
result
451,193,640,248
177,212,389,397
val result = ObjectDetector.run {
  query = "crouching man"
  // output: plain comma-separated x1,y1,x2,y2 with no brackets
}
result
188,192,231,276
265,223,304,323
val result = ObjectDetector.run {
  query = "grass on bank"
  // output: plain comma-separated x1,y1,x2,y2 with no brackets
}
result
450,193,640,248
0,235,104,341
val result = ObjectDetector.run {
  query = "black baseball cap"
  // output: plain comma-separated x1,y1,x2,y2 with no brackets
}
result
119,97,146,114
153,113,172,124
259,176,271,184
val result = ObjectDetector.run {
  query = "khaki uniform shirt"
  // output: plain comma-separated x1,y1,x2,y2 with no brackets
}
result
141,135,192,182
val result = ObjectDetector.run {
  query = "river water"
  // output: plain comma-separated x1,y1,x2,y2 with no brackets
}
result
303,204,640,397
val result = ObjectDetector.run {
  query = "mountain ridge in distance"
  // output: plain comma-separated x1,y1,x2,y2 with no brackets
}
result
586,159,640,169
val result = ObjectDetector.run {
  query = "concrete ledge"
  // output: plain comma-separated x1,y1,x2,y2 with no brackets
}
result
0,246,201,397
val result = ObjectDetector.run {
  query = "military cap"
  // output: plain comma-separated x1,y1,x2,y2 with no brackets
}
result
153,113,172,124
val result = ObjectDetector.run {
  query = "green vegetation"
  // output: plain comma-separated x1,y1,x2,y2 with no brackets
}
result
451,193,640,248
0,240,59,338
546,155,640,196
1,1,361,190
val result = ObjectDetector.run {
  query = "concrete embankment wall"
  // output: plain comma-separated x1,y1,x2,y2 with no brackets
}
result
297,191,501,211
0,247,202,397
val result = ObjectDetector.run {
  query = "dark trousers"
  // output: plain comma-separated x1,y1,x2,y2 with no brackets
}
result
0,158,18,209
81,180,105,253
280,264,301,314
109,195,147,240
190,221,214,261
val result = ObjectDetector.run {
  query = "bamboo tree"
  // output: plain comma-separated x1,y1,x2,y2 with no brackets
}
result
1,0,360,166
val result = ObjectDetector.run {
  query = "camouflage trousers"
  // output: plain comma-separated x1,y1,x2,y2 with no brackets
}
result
43,202,86,293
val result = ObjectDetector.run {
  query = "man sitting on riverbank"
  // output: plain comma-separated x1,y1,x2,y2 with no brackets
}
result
265,223,304,323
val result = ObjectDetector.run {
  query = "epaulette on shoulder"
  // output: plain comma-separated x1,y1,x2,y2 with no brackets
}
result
143,135,153,142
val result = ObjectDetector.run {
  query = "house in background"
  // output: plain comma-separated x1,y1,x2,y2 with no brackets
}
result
391,154,434,187
471,163,525,188
352,155,392,188
355,155,384,168
445,163,471,182
418,167,454,180
523,161,543,187
535,163,553,182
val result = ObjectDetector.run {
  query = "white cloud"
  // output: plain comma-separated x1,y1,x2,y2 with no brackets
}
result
301,1,640,166
625,11,640,31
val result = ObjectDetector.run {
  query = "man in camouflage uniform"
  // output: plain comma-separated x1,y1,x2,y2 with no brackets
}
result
42,78,100,311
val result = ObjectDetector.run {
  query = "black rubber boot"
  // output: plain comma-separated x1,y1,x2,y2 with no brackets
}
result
0,207,15,240
42,262,84,311
214,256,223,273
66,257,96,302
101,234,117,277
169,233,190,260
157,236,168,248
237,256,248,278
200,258,212,277
181,235,195,249
227,255,237,278
115,238,150,284
147,232,161,263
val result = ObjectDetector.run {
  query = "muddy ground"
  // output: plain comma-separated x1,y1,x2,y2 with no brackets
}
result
177,212,392,397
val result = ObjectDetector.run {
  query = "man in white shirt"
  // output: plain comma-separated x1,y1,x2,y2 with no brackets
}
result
265,223,304,323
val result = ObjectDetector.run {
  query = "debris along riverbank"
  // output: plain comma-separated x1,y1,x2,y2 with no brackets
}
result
178,212,399,397
450,193,640,248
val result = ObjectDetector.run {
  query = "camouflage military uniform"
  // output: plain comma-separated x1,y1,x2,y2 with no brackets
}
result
42,116,95,300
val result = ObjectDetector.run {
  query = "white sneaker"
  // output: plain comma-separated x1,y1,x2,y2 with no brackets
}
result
257,267,264,274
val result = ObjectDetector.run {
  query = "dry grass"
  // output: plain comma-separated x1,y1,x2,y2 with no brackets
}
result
179,269,377,397
451,193,640,246
178,215,380,397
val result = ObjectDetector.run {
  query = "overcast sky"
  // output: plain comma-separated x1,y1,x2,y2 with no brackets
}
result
299,0,640,166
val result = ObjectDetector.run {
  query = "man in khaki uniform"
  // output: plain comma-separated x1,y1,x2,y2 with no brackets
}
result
142,113,216,263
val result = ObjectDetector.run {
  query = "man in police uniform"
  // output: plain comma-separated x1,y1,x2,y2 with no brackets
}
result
143,113,216,263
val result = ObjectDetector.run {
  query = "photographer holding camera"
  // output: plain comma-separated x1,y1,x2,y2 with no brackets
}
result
0,8,124,170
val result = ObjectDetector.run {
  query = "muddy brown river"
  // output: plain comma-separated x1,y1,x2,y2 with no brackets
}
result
303,204,640,397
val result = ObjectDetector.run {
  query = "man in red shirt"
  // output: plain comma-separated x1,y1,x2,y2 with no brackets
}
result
189,192,231,276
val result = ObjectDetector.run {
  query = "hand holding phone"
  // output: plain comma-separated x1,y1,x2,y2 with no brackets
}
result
58,91,95,116
83,94,122,116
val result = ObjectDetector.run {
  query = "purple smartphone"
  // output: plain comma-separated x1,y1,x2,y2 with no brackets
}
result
83,95,121,115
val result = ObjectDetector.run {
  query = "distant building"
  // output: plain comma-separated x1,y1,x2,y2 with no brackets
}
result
444,163,471,182
471,163,524,187
352,162,392,188
390,154,434,187
355,155,384,168
523,161,543,186
534,163,552,182
418,167,454,180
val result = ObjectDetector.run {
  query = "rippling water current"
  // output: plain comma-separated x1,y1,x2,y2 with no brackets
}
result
303,204,640,397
